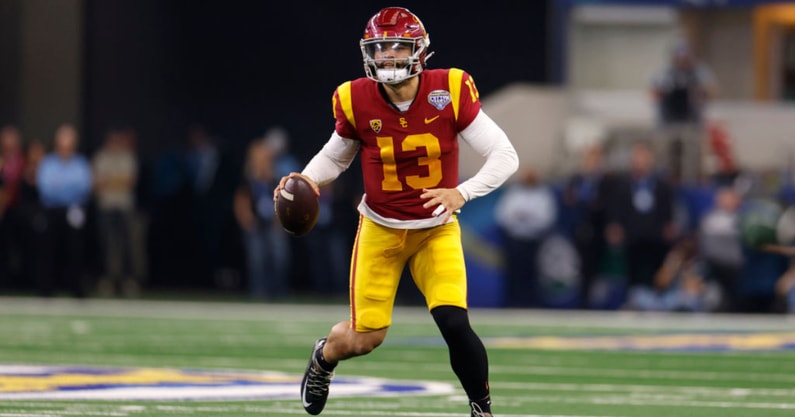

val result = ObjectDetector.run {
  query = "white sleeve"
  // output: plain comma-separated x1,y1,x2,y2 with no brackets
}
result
301,131,360,186
456,110,520,201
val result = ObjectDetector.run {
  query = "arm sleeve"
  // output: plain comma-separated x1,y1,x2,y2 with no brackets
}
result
301,131,360,186
456,110,519,201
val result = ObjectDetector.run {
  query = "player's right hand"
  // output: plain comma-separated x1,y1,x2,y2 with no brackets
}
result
273,172,320,201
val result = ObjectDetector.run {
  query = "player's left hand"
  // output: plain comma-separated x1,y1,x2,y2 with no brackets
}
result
421,188,465,223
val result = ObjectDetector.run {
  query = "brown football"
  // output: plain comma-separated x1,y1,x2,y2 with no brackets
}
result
275,176,319,237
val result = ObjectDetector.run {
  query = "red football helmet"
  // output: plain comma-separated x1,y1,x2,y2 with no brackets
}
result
360,7,433,84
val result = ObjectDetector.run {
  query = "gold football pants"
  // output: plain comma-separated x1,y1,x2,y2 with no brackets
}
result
349,216,468,332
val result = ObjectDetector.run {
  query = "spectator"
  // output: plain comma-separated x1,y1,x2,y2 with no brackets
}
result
0,126,25,214
760,244,795,313
92,127,139,297
305,182,349,297
651,40,718,126
262,126,301,179
736,243,789,313
233,139,290,300
561,145,607,308
706,123,742,188
185,124,237,287
34,124,93,297
261,126,304,290
650,40,718,183
630,236,721,312
698,186,744,311
603,142,677,309
185,125,219,196
18,139,46,287
733,200,790,313
777,263,795,313
494,168,557,307
147,138,193,287
0,125,26,286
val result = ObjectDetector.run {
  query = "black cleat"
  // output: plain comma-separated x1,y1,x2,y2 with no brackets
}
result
300,338,334,415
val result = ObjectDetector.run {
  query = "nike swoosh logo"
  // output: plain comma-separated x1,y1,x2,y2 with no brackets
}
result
301,385,312,408
424,115,440,124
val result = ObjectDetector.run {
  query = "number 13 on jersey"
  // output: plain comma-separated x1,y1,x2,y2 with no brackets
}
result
377,133,442,191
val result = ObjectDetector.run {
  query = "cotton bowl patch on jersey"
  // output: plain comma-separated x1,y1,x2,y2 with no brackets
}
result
427,90,451,110
0,365,454,401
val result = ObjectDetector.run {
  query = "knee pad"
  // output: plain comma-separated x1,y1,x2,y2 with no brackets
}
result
356,307,390,332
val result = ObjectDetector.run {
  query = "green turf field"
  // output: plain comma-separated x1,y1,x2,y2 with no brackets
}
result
1,297,794,417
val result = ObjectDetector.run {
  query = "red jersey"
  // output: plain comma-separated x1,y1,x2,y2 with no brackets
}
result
332,68,481,221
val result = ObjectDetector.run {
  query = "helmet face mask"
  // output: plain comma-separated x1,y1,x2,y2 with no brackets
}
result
361,38,427,84
360,7,433,85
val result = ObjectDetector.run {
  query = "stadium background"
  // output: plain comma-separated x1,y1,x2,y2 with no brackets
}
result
0,0,550,160
1,0,795,307
2,2,795,416
0,0,551,300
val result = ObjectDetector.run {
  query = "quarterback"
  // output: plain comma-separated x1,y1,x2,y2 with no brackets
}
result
274,7,519,417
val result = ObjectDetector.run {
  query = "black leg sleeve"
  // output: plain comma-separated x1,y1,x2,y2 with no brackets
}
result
431,305,490,401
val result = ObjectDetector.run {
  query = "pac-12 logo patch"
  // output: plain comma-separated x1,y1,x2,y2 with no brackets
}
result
0,365,454,400
428,90,451,110
370,119,382,133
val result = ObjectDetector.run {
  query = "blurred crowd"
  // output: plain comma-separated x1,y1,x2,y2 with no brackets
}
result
1,120,793,314
496,135,795,315
0,42,792,313
0,122,358,301
492,40,793,314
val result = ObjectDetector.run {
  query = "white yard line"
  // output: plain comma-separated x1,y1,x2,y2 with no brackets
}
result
488,364,795,383
4,393,795,416
276,359,795,384
0,414,59,417
0,297,349,323
0,412,126,417
1,297,794,332
246,410,619,417
495,381,795,397
517,395,795,410
166,404,628,417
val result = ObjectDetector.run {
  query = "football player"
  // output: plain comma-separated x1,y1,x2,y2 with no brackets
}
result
274,7,519,417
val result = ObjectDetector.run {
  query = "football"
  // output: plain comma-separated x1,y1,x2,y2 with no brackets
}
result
274,176,320,237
